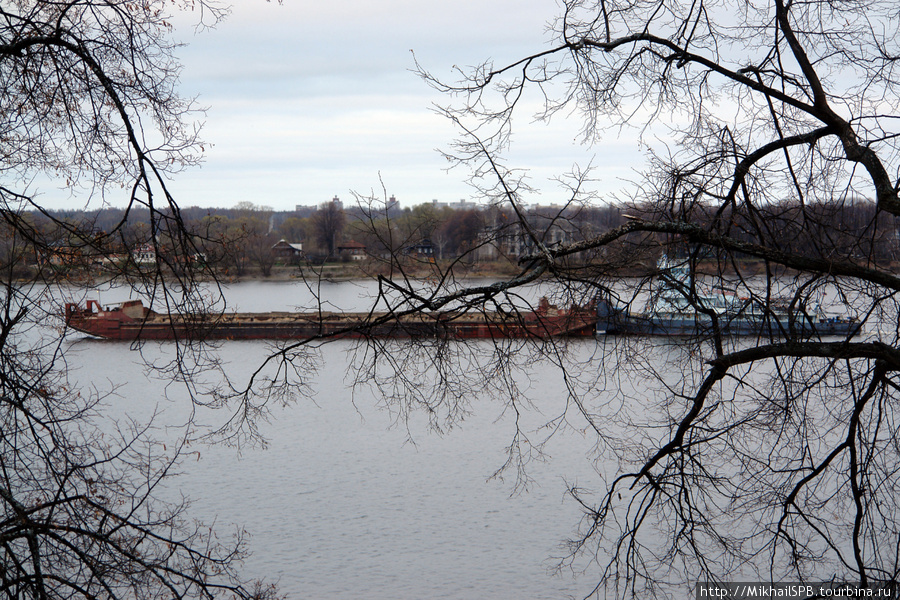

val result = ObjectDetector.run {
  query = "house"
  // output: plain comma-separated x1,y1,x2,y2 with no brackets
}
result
337,240,366,261
132,242,157,265
405,239,436,260
272,239,304,264
474,216,587,262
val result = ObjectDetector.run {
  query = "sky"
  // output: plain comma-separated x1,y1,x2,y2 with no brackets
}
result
162,0,649,212
44,0,646,212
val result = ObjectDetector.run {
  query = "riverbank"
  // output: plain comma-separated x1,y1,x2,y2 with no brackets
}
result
216,256,798,283
26,254,888,287
29,259,527,287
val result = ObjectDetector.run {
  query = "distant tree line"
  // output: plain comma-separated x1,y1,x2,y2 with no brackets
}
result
5,195,896,280
628,195,899,267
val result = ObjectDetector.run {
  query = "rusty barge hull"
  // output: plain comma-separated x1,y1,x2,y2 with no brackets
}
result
65,300,598,341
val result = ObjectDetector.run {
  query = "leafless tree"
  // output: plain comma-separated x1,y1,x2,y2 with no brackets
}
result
312,199,346,258
246,1,900,598
0,1,272,598
18,0,899,598
398,1,900,597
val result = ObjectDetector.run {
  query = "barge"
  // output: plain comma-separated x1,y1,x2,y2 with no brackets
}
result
64,298,599,341
596,299,860,337
595,257,860,338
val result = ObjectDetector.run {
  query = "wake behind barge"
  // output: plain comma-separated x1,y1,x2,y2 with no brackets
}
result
64,299,599,341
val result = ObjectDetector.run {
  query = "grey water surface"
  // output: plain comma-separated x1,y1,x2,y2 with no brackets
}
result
63,280,604,600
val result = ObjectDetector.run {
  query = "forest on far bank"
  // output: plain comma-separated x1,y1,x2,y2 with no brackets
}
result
3,194,898,281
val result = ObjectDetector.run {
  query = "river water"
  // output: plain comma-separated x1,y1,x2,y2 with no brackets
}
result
60,280,607,600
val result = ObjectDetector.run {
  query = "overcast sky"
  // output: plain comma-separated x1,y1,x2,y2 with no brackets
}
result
47,0,644,212
161,0,649,212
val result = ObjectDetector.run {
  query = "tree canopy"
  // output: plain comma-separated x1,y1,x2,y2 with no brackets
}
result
6,0,900,598
0,1,271,598
330,1,900,597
